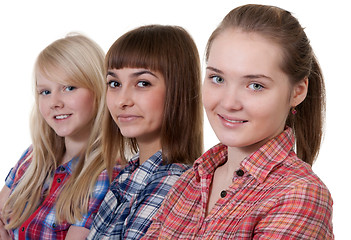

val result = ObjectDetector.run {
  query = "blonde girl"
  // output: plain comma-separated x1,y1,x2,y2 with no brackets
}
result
0,34,121,239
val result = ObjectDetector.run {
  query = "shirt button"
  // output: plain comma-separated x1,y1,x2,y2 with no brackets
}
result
52,223,56,228
57,178,61,183
21,227,25,231
236,169,245,177
220,190,227,198
60,166,65,171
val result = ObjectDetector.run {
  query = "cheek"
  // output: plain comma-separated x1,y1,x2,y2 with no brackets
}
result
106,92,116,114
149,95,165,116
146,94,165,129
248,95,290,122
202,83,215,111
38,100,47,117
78,93,96,119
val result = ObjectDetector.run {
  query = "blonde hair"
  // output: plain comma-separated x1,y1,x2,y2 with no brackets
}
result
3,33,107,228
103,25,203,180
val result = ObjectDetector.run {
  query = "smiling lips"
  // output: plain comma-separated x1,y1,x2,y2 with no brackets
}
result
54,114,71,120
219,114,248,124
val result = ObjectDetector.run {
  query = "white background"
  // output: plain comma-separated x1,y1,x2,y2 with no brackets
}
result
0,0,349,238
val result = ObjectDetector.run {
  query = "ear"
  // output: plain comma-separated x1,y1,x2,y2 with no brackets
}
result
290,77,308,107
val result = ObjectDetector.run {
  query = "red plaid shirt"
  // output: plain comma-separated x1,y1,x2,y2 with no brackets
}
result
5,147,121,240
143,128,334,239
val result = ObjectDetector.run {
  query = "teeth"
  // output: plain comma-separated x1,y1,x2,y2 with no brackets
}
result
55,115,69,120
224,118,246,123
227,119,245,123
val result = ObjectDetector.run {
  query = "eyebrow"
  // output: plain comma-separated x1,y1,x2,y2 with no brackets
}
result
243,74,273,81
206,66,224,74
131,70,158,78
106,71,117,78
206,66,272,81
106,70,158,78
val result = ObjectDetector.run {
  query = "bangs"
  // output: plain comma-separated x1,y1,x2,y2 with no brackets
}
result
106,27,165,73
35,50,88,88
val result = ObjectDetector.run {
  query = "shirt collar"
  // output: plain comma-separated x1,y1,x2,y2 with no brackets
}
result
194,127,295,184
115,150,163,189
126,150,163,172
242,127,294,183
193,144,228,182
55,156,79,175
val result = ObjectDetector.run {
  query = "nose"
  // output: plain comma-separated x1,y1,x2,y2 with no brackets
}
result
118,87,134,109
50,92,64,109
222,85,243,111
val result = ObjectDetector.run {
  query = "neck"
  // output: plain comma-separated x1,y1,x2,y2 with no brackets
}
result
226,147,247,173
226,138,269,170
137,139,162,164
62,137,89,164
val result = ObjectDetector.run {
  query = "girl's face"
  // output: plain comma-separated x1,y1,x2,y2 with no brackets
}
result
37,72,95,141
203,29,307,152
106,68,166,146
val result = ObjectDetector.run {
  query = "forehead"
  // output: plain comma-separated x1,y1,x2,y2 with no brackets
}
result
36,66,75,86
208,29,284,76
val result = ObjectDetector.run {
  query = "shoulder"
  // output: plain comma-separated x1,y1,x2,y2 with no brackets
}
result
90,169,112,200
141,164,191,196
149,163,191,182
281,156,330,192
156,167,196,197
13,146,33,171
5,146,33,188
269,156,333,207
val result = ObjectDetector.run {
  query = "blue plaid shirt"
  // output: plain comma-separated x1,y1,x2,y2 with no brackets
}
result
87,150,190,240
5,146,121,240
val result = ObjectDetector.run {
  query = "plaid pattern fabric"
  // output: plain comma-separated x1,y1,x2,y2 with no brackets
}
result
87,150,190,240
5,146,120,240
143,128,334,239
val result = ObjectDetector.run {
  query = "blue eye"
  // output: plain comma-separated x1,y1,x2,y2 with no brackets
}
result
137,81,151,87
211,75,224,84
248,83,264,91
40,90,51,96
107,81,120,88
64,86,76,92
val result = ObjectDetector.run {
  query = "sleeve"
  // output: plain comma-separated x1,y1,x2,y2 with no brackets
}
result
5,147,32,189
123,173,181,240
254,183,334,239
72,170,111,229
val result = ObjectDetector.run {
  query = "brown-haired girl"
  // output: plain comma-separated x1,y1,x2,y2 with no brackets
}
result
87,24,203,239
143,4,333,239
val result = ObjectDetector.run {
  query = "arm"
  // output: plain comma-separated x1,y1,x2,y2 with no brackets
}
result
0,186,11,214
65,226,90,240
0,186,11,240
0,218,11,240
254,183,334,239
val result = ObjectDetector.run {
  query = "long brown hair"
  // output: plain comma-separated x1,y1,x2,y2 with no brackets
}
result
206,4,325,165
104,25,203,180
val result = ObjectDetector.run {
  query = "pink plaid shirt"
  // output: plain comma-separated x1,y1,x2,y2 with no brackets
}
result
143,128,334,239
